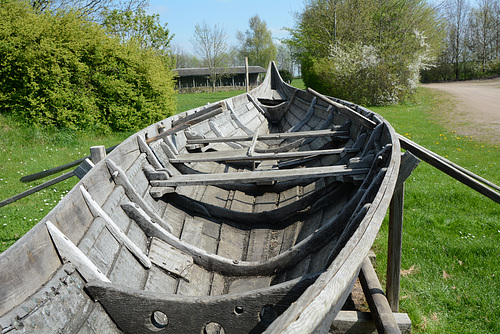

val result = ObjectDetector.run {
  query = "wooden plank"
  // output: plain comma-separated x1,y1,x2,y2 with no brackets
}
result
308,88,377,130
147,106,225,144
185,129,349,144
387,182,404,313
148,237,193,279
151,165,368,187
247,130,259,156
45,221,110,283
80,185,152,269
387,151,419,312
329,310,411,334
359,257,401,334
169,147,359,164
90,145,107,164
0,170,74,208
19,145,117,183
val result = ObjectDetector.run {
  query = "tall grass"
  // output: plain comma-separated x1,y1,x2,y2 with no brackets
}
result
0,115,132,252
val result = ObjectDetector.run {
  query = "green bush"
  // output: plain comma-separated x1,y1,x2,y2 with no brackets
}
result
302,44,414,106
0,2,176,132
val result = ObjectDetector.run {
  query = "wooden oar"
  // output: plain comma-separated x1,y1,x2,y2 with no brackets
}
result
0,170,75,208
20,144,117,183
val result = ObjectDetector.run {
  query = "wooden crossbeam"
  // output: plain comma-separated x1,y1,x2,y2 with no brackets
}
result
169,147,360,164
150,165,368,187
185,129,350,145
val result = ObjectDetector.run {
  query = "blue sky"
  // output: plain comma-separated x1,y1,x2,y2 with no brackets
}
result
147,0,305,53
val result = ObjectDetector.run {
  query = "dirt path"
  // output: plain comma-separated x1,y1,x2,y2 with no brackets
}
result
422,79,500,145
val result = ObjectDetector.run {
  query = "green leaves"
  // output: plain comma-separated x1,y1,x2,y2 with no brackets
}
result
0,2,176,132
289,0,444,106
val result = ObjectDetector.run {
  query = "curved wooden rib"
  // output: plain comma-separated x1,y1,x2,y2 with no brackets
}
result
105,159,173,234
80,185,152,269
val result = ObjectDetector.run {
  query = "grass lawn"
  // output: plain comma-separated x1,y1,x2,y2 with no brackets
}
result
371,88,499,333
0,82,498,333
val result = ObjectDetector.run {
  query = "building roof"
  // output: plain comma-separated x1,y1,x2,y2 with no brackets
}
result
174,66,267,77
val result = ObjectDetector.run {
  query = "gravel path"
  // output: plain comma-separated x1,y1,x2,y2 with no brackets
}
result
422,79,500,144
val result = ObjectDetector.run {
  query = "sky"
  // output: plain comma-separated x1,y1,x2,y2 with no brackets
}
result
147,0,305,54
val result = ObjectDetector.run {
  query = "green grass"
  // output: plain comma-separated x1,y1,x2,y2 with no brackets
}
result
370,88,499,333
0,84,498,333
177,90,245,113
0,116,133,252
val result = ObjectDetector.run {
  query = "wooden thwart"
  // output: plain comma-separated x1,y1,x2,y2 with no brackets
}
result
169,147,360,164
147,104,225,144
185,128,349,145
150,165,369,187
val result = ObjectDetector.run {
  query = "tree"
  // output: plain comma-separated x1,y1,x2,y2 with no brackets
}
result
171,44,201,68
191,22,230,92
468,0,499,73
102,8,173,55
29,0,148,17
237,15,277,68
276,43,296,77
445,0,470,79
288,0,444,105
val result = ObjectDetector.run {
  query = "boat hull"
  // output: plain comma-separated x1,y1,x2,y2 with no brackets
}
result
0,63,400,333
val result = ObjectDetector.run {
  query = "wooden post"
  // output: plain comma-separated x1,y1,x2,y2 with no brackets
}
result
386,151,419,312
245,57,249,92
90,146,106,164
360,258,401,334
387,182,404,312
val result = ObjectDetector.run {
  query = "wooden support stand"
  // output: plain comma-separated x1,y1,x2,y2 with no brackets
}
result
329,152,419,333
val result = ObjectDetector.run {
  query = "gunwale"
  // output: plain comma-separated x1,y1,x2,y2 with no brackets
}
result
0,62,400,334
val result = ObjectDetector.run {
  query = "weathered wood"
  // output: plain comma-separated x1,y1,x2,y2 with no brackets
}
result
19,145,117,183
74,158,95,180
360,257,401,334
329,310,411,334
0,170,74,208
80,185,152,269
169,147,360,164
151,165,368,187
387,182,404,313
0,61,403,334
106,159,173,234
45,221,111,283
399,134,500,203
386,151,419,312
308,88,378,130
146,105,225,144
86,274,318,334
186,128,349,144
90,145,107,164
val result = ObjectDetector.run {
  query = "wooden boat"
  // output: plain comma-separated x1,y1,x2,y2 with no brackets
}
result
0,62,400,333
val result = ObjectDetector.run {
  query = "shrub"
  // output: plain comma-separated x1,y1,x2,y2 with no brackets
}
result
0,2,176,132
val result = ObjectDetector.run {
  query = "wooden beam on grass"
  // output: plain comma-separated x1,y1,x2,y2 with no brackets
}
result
20,145,117,183
0,171,74,208
360,257,401,334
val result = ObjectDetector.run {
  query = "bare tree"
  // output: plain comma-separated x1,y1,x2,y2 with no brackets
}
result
237,15,277,68
445,0,470,79
191,22,229,92
468,0,499,72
